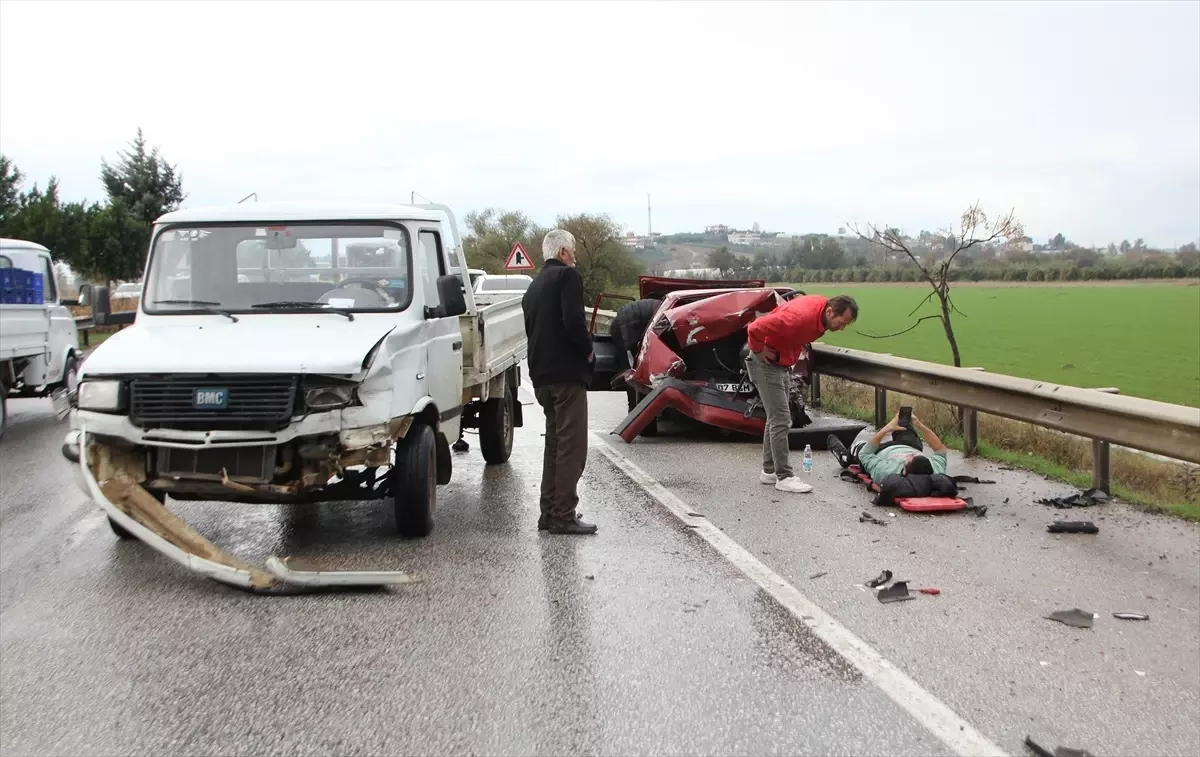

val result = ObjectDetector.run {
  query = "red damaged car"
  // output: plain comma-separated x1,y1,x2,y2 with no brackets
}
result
589,276,865,447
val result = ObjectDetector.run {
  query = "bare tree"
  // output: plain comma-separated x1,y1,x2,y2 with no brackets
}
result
848,202,1025,367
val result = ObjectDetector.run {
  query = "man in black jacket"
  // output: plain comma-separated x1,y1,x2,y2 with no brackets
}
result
523,229,597,535
609,295,662,373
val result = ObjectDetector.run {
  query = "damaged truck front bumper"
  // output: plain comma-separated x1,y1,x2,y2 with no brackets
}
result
61,416,419,593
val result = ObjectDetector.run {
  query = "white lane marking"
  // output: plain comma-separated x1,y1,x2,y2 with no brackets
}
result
592,432,1009,757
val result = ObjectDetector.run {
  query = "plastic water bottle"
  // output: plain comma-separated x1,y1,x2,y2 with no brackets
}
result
802,444,813,474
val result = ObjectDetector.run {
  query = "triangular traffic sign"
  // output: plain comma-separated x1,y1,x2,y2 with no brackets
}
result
504,242,535,271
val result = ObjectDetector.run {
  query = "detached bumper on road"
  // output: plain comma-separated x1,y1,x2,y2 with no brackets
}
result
61,430,418,593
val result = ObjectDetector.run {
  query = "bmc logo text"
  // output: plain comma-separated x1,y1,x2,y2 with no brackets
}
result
193,388,228,409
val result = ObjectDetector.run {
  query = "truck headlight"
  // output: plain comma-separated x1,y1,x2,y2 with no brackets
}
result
305,385,355,411
77,380,125,412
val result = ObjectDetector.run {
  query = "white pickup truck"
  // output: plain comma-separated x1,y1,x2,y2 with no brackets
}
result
1,238,82,439
62,202,527,591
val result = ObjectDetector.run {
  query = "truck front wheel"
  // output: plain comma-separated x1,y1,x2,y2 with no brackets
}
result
392,424,436,537
478,385,515,465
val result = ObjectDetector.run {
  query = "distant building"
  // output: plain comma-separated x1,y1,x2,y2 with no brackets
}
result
728,232,761,246
704,224,729,236
621,232,650,249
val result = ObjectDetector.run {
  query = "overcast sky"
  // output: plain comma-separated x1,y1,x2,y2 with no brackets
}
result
2,0,1197,248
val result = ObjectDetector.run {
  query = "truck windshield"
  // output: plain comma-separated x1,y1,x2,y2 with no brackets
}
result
142,223,413,314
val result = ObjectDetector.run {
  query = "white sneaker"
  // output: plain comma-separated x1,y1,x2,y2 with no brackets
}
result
775,476,813,493
760,471,778,485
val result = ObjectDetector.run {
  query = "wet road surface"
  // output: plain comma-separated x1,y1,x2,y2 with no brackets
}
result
1,382,1197,757
2,393,949,757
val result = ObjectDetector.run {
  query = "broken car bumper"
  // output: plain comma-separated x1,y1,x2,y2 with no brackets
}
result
62,425,418,593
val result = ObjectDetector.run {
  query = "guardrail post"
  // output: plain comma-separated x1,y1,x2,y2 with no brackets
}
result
1092,387,1119,493
874,387,888,428
961,367,984,458
810,372,822,408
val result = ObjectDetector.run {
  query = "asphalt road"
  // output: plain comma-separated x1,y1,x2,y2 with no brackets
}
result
1,383,1197,757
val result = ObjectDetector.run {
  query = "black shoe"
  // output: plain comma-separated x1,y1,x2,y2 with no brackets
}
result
545,515,598,535
827,434,851,468
538,511,583,530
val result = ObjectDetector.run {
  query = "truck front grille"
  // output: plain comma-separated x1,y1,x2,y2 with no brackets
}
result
156,446,276,484
130,375,298,431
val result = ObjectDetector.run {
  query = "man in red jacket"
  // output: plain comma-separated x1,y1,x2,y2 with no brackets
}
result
745,293,858,493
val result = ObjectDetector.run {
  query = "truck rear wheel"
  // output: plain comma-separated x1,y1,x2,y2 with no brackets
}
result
392,424,436,537
479,385,515,464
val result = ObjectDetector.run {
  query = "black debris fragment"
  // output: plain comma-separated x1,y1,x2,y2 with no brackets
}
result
1047,521,1100,534
877,581,915,604
808,571,828,580
860,511,888,526
1045,608,1096,628
865,570,893,588
1113,612,1150,621
1036,488,1109,509
1025,736,1097,757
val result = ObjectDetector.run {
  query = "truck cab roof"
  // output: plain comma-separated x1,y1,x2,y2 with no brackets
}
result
156,202,449,225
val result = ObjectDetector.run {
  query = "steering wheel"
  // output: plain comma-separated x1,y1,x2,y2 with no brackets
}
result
322,277,395,305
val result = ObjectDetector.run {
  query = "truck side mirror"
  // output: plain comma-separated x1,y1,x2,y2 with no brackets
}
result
428,274,468,318
77,284,92,307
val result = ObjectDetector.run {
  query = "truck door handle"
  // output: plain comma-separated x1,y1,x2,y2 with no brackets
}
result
452,340,463,351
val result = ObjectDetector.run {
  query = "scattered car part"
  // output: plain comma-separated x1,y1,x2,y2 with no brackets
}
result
877,580,915,604
808,571,828,580
1112,612,1150,621
1047,521,1100,534
1037,488,1110,508
1024,735,1097,757
1045,608,1096,629
918,587,941,595
860,510,888,526
865,569,893,589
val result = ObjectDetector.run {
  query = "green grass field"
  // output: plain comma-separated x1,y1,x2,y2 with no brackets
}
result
798,282,1200,407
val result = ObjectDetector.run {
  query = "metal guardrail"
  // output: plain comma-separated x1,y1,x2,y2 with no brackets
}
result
588,306,1200,490
811,344,1200,473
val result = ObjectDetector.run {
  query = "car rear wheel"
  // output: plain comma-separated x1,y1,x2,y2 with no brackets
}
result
392,424,437,537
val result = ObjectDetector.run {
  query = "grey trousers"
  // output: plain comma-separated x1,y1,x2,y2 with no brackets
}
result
746,351,793,479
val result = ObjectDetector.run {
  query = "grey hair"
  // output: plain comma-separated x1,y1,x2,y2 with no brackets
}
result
542,229,576,261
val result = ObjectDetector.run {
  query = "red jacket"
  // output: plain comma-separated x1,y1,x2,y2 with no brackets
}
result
746,294,828,367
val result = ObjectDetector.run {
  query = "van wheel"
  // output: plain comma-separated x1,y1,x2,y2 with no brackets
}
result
61,353,79,392
479,386,515,465
392,424,436,537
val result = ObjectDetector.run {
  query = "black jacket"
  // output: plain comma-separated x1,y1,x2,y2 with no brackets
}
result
874,473,959,507
523,259,593,389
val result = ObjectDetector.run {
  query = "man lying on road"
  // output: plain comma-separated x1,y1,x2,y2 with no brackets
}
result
828,412,948,481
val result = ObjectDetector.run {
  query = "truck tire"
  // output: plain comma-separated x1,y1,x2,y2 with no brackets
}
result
60,353,79,392
478,385,515,465
392,423,436,537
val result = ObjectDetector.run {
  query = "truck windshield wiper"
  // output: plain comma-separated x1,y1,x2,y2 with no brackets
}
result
155,299,239,323
250,301,354,321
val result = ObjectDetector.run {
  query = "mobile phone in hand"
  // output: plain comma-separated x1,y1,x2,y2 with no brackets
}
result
898,406,912,428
